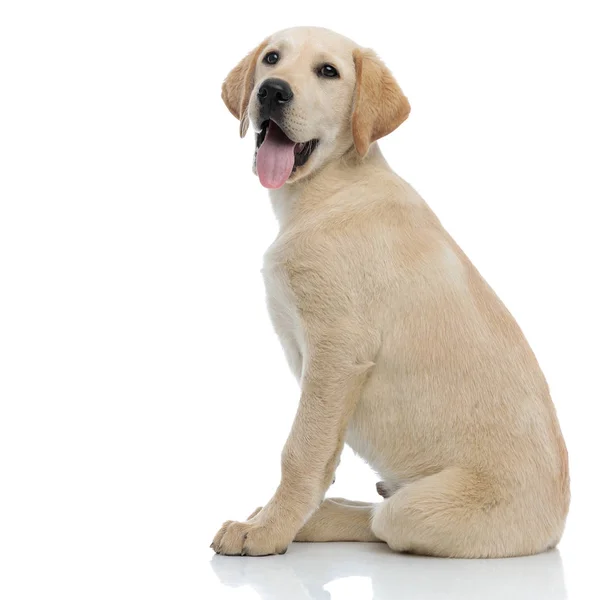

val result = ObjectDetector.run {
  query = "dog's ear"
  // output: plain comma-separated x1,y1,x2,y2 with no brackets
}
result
351,49,410,157
222,40,269,138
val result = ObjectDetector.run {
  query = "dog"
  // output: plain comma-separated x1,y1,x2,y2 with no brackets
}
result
211,26,570,558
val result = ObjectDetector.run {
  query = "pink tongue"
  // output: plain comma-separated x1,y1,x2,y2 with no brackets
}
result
256,122,296,189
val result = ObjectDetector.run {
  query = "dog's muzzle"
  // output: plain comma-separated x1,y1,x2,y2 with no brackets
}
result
253,78,318,190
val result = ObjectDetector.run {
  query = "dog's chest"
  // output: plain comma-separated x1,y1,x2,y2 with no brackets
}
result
262,240,305,378
263,264,298,332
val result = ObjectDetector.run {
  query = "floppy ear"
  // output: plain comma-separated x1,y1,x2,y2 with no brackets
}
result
352,49,411,157
222,40,269,138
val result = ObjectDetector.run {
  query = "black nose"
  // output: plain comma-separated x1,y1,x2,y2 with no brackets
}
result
257,78,293,113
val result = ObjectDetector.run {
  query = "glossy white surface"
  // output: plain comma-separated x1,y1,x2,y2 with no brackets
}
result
210,543,566,600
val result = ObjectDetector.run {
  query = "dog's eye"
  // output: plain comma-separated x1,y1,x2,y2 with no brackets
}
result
263,51,279,65
318,64,339,78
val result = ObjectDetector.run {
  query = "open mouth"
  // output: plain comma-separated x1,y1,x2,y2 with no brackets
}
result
255,120,318,189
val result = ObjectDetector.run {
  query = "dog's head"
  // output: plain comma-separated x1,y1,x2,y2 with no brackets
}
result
222,27,410,189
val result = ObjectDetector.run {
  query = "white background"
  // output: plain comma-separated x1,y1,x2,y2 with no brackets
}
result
1,1,599,599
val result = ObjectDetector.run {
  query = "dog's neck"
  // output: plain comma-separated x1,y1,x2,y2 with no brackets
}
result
268,143,391,229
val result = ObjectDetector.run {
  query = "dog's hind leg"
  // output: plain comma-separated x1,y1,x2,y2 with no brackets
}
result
371,467,562,558
294,498,381,542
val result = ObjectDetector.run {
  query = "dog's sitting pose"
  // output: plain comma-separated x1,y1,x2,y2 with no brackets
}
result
211,27,569,558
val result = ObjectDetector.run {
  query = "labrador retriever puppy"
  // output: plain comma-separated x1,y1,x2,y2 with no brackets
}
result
211,26,570,558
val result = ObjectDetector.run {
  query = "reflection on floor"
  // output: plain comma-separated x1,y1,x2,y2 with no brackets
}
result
211,542,565,600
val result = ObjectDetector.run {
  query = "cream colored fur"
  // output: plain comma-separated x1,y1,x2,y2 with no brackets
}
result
211,26,570,558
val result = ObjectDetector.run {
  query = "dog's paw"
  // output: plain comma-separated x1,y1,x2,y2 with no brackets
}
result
210,519,289,556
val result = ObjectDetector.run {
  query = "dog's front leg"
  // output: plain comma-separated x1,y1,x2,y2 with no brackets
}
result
211,332,375,556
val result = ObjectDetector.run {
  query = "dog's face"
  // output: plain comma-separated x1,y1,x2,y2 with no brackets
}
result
222,27,410,189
